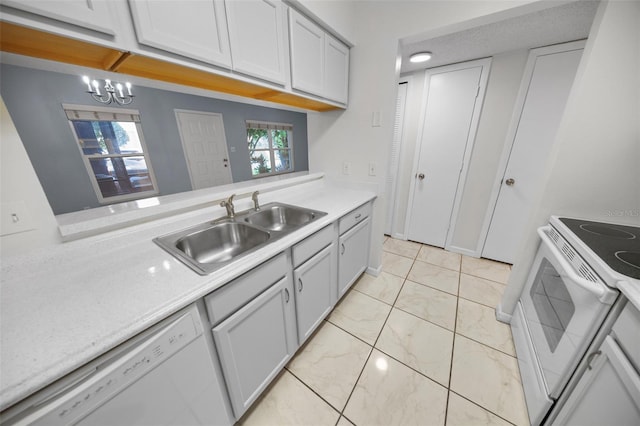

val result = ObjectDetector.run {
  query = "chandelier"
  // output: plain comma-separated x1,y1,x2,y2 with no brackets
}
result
82,76,134,105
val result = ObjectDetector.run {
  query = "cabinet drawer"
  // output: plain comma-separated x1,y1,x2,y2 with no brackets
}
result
292,224,335,267
205,253,287,325
339,202,372,235
612,301,640,371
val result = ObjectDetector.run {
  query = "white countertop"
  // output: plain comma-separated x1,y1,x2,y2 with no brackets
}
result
0,177,376,411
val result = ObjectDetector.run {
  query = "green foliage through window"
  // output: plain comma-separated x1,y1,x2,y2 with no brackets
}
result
247,122,293,177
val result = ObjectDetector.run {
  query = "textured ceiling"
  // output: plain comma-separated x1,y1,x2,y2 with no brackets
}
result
400,1,599,74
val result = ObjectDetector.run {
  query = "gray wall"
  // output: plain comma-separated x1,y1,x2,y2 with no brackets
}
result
0,64,308,214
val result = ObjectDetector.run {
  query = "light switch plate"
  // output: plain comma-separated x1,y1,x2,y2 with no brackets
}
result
1,201,36,236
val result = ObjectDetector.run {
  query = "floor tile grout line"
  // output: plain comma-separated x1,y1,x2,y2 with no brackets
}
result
454,332,518,359
403,276,460,297
333,273,411,425
444,255,462,424
283,367,345,419
449,389,518,426
457,293,506,310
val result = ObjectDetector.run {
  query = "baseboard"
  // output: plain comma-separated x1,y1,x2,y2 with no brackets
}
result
446,244,478,257
390,232,405,240
366,264,382,277
495,303,513,324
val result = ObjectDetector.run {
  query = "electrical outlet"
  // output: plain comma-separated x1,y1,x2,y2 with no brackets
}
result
342,162,351,175
0,201,36,236
369,162,377,176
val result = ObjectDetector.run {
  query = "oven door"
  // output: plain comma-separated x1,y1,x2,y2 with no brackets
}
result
520,226,618,398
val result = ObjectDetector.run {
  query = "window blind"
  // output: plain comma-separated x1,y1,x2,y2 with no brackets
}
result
246,120,293,131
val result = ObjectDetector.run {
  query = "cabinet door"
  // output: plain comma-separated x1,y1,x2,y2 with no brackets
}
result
552,336,640,425
225,0,287,85
338,218,371,298
288,8,324,96
294,243,337,344
2,0,116,35
212,276,296,418
324,33,349,104
128,0,232,68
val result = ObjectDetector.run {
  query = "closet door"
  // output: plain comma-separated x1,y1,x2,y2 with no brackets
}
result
407,59,490,247
483,41,584,263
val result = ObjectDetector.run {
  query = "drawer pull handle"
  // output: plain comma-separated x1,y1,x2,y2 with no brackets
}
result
298,278,303,292
284,288,290,303
355,214,362,220
341,243,346,255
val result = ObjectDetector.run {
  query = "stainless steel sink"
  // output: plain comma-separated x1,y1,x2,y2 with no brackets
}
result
154,202,327,275
243,203,322,232
176,221,270,264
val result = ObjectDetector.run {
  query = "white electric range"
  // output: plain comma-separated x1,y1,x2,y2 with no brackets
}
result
511,215,639,425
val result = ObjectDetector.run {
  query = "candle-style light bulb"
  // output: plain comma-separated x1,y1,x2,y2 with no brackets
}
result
125,82,132,96
92,80,101,96
116,83,124,98
82,75,92,92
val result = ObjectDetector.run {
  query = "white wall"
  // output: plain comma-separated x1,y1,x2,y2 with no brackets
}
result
302,0,536,269
0,97,61,255
500,0,640,316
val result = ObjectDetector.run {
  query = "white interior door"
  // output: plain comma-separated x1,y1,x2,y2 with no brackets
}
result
407,59,490,247
482,42,584,263
175,110,232,190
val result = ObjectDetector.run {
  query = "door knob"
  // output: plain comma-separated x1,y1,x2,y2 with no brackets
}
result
417,173,425,180
505,178,515,186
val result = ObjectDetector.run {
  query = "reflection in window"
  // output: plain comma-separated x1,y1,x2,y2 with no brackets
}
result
246,121,293,177
65,106,158,203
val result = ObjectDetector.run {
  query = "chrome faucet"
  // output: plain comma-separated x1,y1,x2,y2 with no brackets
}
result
251,191,260,211
220,194,235,218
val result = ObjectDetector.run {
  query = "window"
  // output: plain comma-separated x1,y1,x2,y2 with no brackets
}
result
247,121,293,177
64,105,158,203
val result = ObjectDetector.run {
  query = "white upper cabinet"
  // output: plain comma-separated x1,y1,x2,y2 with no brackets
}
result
225,0,287,85
288,8,349,104
128,0,232,68
324,33,349,104
288,8,325,97
2,0,116,35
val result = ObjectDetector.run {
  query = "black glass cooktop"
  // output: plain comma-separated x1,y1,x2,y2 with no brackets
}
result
560,218,640,279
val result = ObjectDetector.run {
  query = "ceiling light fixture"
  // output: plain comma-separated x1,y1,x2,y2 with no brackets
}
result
409,51,432,63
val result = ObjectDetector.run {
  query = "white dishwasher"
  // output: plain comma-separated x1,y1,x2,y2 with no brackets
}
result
3,304,233,426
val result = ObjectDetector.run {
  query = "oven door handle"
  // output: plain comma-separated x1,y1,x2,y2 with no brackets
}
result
537,226,617,304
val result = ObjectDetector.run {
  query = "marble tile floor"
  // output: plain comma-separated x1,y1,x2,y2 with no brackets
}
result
240,237,528,426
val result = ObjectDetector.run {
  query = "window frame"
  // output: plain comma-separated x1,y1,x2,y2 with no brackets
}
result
64,103,159,204
246,120,294,178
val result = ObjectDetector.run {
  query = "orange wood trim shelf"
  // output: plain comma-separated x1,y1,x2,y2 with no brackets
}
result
0,21,341,112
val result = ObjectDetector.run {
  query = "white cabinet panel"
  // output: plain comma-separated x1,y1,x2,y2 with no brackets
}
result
324,33,349,104
338,217,371,298
288,8,324,97
2,0,116,35
225,0,287,85
552,336,640,425
293,243,337,344
212,276,296,418
128,0,232,68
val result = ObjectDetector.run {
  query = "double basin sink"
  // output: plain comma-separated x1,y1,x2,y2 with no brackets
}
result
154,202,327,275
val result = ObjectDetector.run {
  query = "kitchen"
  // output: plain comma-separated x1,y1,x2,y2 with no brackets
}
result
1,0,639,425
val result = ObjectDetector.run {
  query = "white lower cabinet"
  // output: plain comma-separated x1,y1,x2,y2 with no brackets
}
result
338,203,372,298
212,274,296,418
293,243,337,343
552,335,640,425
